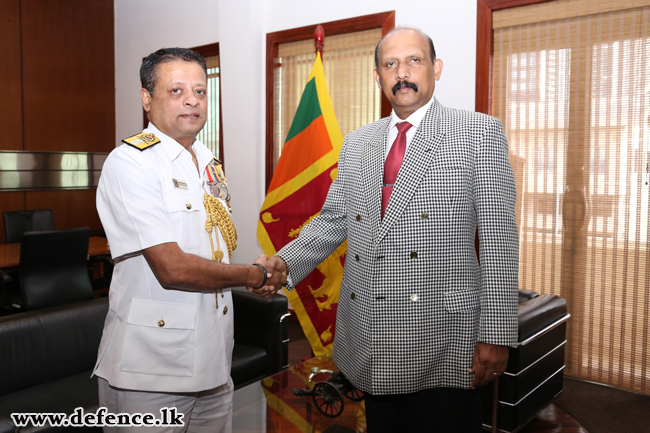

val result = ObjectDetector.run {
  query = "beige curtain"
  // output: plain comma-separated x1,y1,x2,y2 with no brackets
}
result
493,0,650,394
197,54,221,159
272,28,382,171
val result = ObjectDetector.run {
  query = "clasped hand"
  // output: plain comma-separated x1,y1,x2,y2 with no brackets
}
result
246,255,287,298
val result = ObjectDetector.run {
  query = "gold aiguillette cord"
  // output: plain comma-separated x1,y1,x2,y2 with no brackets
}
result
203,188,237,308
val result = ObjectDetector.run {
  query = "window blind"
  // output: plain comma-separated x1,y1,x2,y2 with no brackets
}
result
493,1,650,394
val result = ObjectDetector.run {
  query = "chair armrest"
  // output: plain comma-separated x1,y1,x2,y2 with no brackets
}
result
89,255,113,266
89,255,114,275
232,287,289,375
517,289,539,304
518,294,568,343
0,270,11,285
0,270,13,309
88,255,114,290
0,415,15,433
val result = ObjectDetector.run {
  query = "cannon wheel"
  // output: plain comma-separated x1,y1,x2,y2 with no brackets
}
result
312,382,344,418
344,387,364,402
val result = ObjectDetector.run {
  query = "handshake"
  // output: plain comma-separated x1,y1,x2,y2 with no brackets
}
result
246,255,288,298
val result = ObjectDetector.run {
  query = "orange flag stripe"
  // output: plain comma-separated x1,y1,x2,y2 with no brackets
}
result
268,115,332,192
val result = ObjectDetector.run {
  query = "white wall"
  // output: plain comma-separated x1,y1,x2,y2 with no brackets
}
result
114,0,220,142
114,0,478,264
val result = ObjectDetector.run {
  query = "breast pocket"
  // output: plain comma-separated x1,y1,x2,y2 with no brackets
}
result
444,287,480,314
165,192,202,251
119,298,197,377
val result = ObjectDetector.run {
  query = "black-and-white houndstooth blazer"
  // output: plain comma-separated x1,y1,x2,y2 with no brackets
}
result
277,98,519,395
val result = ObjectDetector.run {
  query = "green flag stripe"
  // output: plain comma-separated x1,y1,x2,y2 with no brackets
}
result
285,77,322,143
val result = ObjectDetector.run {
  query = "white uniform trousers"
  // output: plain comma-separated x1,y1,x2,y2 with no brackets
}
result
98,377,233,433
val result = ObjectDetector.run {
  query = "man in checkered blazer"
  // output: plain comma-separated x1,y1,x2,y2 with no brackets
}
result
262,26,519,432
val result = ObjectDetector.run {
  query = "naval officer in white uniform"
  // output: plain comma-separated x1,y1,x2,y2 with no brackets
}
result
94,48,285,433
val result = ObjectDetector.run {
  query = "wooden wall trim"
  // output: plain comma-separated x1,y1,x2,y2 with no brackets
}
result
265,11,395,191
0,0,24,150
191,43,225,170
475,0,555,114
192,42,220,57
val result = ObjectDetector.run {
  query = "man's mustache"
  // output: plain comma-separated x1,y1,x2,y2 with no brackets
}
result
392,80,418,95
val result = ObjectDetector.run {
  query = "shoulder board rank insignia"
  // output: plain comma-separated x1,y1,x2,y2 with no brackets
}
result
122,132,160,151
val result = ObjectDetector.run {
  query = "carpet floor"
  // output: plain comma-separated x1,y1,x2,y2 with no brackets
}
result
554,376,650,433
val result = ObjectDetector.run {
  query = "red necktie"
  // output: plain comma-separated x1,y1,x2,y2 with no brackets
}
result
382,121,412,219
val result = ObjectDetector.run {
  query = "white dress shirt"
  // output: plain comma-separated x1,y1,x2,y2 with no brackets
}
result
385,94,436,160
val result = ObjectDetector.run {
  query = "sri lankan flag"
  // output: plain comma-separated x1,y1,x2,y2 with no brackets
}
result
257,52,345,356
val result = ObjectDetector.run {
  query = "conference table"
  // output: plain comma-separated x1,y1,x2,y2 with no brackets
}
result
0,236,111,270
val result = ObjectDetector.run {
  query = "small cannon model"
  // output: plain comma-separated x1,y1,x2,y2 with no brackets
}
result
292,368,364,418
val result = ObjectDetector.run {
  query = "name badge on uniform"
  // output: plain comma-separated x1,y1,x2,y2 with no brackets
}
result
205,159,231,209
172,179,188,189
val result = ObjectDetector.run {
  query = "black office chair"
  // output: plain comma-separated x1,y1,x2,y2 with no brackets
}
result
1,210,56,311
3,210,55,244
18,228,95,311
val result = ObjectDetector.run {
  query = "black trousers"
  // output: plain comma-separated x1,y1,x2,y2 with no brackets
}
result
364,387,482,433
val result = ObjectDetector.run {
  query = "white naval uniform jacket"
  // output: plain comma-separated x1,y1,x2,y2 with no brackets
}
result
93,124,234,393
277,99,519,395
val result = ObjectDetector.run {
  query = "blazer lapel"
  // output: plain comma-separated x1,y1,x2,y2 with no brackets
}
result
377,100,446,244
361,119,390,244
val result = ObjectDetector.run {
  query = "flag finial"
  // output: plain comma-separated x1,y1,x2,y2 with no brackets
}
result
314,25,324,60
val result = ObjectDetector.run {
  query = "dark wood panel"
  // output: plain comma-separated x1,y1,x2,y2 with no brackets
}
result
0,192,26,244
25,189,102,234
0,0,24,150
21,0,115,153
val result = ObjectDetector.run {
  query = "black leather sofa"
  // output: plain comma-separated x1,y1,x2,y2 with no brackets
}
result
0,288,288,433
481,290,570,432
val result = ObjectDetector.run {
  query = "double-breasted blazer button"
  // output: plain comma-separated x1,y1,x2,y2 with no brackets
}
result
185,202,192,210
411,294,419,302
223,305,228,314
355,254,360,261
356,214,361,221
351,293,356,300
410,252,418,259
157,319,165,327
421,213,429,220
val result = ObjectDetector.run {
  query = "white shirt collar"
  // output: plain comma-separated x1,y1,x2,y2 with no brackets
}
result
388,94,436,131
145,123,211,169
